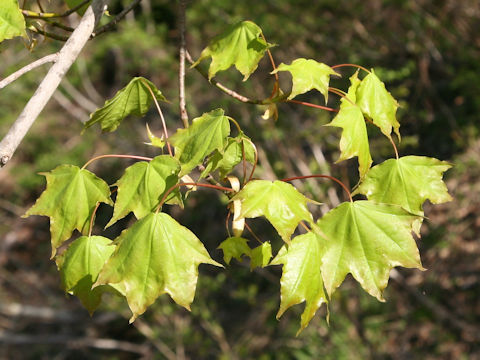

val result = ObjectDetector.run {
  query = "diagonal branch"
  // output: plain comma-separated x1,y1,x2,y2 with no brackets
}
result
178,0,189,127
0,0,108,168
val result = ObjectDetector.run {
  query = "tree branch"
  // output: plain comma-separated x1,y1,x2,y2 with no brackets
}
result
0,0,107,168
178,0,189,127
91,0,141,38
0,53,59,89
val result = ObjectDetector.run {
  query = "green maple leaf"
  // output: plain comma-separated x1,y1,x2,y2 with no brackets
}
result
56,235,115,314
106,155,181,228
24,165,113,257
356,70,400,140
271,58,339,102
250,242,272,270
317,201,424,301
200,134,255,179
327,71,372,179
95,212,222,322
169,108,230,176
355,156,452,232
192,21,273,81
218,237,251,265
84,77,166,132
271,232,327,334
0,0,26,43
232,180,313,242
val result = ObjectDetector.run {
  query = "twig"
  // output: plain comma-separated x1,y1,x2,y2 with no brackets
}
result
29,24,69,41
0,53,59,89
91,0,142,38
178,0,189,127
21,0,91,19
0,0,107,168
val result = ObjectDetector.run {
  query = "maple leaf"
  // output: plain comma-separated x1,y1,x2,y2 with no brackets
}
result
95,212,222,322
169,108,230,176
200,134,255,179
192,21,273,81
355,156,452,233
56,235,115,314
326,71,372,179
271,232,327,334
24,165,113,257
250,242,272,270
356,70,400,140
317,201,424,301
232,180,313,242
84,77,167,132
106,155,181,228
218,237,251,265
0,0,26,43
271,58,339,103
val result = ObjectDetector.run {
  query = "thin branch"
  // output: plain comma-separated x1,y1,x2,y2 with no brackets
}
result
21,0,91,19
331,63,371,74
287,99,338,112
178,0,189,127
0,0,107,168
29,24,69,41
281,174,353,202
91,0,142,38
82,154,153,169
0,53,58,89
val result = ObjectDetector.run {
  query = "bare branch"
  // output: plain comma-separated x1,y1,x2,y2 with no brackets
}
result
21,0,91,19
0,0,108,168
178,0,189,127
91,0,142,38
0,53,58,89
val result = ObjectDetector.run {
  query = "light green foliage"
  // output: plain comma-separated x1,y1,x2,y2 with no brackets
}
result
84,77,166,132
355,156,452,232
200,134,255,179
272,58,339,102
317,201,424,301
232,180,313,242
56,235,115,314
106,156,181,228
218,237,251,264
271,232,327,334
95,212,222,322
192,20,273,81
169,108,230,176
24,165,113,256
0,0,26,43
250,242,272,270
327,71,372,179
356,70,401,140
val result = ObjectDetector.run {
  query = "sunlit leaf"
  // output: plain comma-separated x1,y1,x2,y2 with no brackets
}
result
356,70,400,140
169,108,230,176
84,77,166,132
271,58,339,102
355,156,452,233
192,21,273,81
232,180,313,242
0,0,26,43
326,71,372,179
218,237,251,265
106,155,181,228
271,232,327,334
317,201,424,301
95,213,222,322
57,235,115,314
250,242,272,270
24,165,113,257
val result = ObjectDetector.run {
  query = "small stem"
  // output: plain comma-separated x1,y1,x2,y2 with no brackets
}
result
389,136,399,159
142,80,173,156
260,33,279,99
225,210,232,238
328,87,356,107
331,63,371,74
157,182,236,211
30,24,69,41
47,20,75,32
81,154,153,170
299,221,311,232
243,137,258,182
88,202,101,237
244,222,263,245
241,141,247,186
281,174,353,202
178,0,189,127
227,117,242,134
91,0,142,38
287,99,338,112
22,0,91,18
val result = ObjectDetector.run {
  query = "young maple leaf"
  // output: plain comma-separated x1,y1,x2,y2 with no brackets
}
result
24,165,113,257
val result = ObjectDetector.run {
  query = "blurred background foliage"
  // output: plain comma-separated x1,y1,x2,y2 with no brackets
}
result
0,0,479,358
